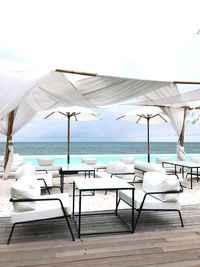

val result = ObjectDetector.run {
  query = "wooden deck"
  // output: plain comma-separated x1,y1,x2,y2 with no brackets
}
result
1,205,200,266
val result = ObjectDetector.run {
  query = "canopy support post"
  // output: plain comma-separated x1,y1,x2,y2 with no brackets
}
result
4,111,14,171
179,107,188,147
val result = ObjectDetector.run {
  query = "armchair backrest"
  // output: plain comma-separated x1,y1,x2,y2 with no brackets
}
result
143,171,181,202
11,176,41,212
15,163,36,179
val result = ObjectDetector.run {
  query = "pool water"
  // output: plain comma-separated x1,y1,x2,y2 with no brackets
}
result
22,154,192,166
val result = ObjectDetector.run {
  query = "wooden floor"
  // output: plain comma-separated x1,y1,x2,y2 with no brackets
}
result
1,205,200,267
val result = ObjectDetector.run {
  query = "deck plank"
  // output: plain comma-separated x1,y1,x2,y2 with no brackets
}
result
1,205,200,266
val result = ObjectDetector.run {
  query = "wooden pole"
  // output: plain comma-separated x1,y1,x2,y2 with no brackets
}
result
55,69,97,76
174,81,200,85
147,117,150,163
4,111,14,170
179,107,188,147
67,114,70,164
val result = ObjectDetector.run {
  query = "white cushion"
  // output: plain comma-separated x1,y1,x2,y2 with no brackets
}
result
36,173,53,187
120,158,136,164
142,172,180,202
156,157,171,164
37,157,54,166
107,162,133,173
0,159,4,167
11,176,41,212
190,156,200,164
81,158,97,165
119,189,181,210
15,163,36,179
11,193,71,223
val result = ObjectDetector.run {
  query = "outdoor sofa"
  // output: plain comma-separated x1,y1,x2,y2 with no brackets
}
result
7,175,74,244
117,171,184,231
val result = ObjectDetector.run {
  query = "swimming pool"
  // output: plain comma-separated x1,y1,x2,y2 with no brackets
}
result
22,154,194,166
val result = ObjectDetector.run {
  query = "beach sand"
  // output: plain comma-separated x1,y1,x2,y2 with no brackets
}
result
0,174,200,217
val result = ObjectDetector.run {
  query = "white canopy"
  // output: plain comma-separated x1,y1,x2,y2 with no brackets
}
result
0,58,199,176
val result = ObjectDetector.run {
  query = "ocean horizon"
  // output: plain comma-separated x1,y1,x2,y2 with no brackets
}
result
0,142,200,156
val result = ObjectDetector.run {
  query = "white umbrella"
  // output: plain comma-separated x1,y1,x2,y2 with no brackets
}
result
39,106,101,163
117,106,168,162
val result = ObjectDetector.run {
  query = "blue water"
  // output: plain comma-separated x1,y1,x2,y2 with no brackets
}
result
22,154,192,166
0,142,199,165
1,142,200,155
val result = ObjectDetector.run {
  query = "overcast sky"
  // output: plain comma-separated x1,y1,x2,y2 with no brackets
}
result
1,0,200,142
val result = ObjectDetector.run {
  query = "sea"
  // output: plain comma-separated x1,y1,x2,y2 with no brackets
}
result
0,142,200,165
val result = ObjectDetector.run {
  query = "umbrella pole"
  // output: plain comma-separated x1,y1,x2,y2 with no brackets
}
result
147,117,150,162
67,115,70,164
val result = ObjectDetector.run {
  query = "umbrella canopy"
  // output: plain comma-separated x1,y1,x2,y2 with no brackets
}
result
39,106,101,163
117,106,168,162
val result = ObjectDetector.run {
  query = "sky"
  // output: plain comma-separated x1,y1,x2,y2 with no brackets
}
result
1,0,200,142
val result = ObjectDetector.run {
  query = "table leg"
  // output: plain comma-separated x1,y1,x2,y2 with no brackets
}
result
132,188,135,233
191,168,193,189
115,190,118,214
72,181,75,217
78,190,82,238
197,168,199,183
60,172,64,193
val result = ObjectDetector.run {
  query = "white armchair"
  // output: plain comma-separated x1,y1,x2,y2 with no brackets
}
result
15,163,61,194
117,171,184,231
7,176,74,244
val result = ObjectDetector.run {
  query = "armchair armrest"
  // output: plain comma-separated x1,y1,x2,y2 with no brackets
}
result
36,169,48,174
10,197,67,215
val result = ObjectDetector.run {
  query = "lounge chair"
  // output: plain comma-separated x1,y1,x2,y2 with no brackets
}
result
186,156,200,181
81,157,107,171
7,176,75,244
105,161,135,183
35,157,61,178
156,156,177,174
0,153,24,178
134,161,166,182
117,171,184,231
15,163,61,194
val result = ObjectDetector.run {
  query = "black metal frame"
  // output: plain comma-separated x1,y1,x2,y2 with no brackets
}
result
35,170,62,194
59,168,96,193
72,181,135,238
8,197,75,244
162,161,200,189
117,186,184,232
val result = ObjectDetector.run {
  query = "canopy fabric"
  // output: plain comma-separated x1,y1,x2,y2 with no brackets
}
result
160,106,188,160
138,87,200,107
1,59,198,177
73,75,177,107
0,59,180,120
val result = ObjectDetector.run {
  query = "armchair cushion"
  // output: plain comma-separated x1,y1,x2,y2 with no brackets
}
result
81,158,97,165
37,157,54,166
120,158,136,164
15,163,36,179
11,176,41,212
119,189,181,210
11,193,71,223
142,172,180,202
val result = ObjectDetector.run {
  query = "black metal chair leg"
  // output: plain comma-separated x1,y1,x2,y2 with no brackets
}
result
7,223,16,245
177,210,184,227
133,209,142,232
116,198,121,214
64,215,75,241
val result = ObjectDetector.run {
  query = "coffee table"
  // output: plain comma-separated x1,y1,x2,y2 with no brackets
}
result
162,160,200,189
72,177,135,238
59,164,95,192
